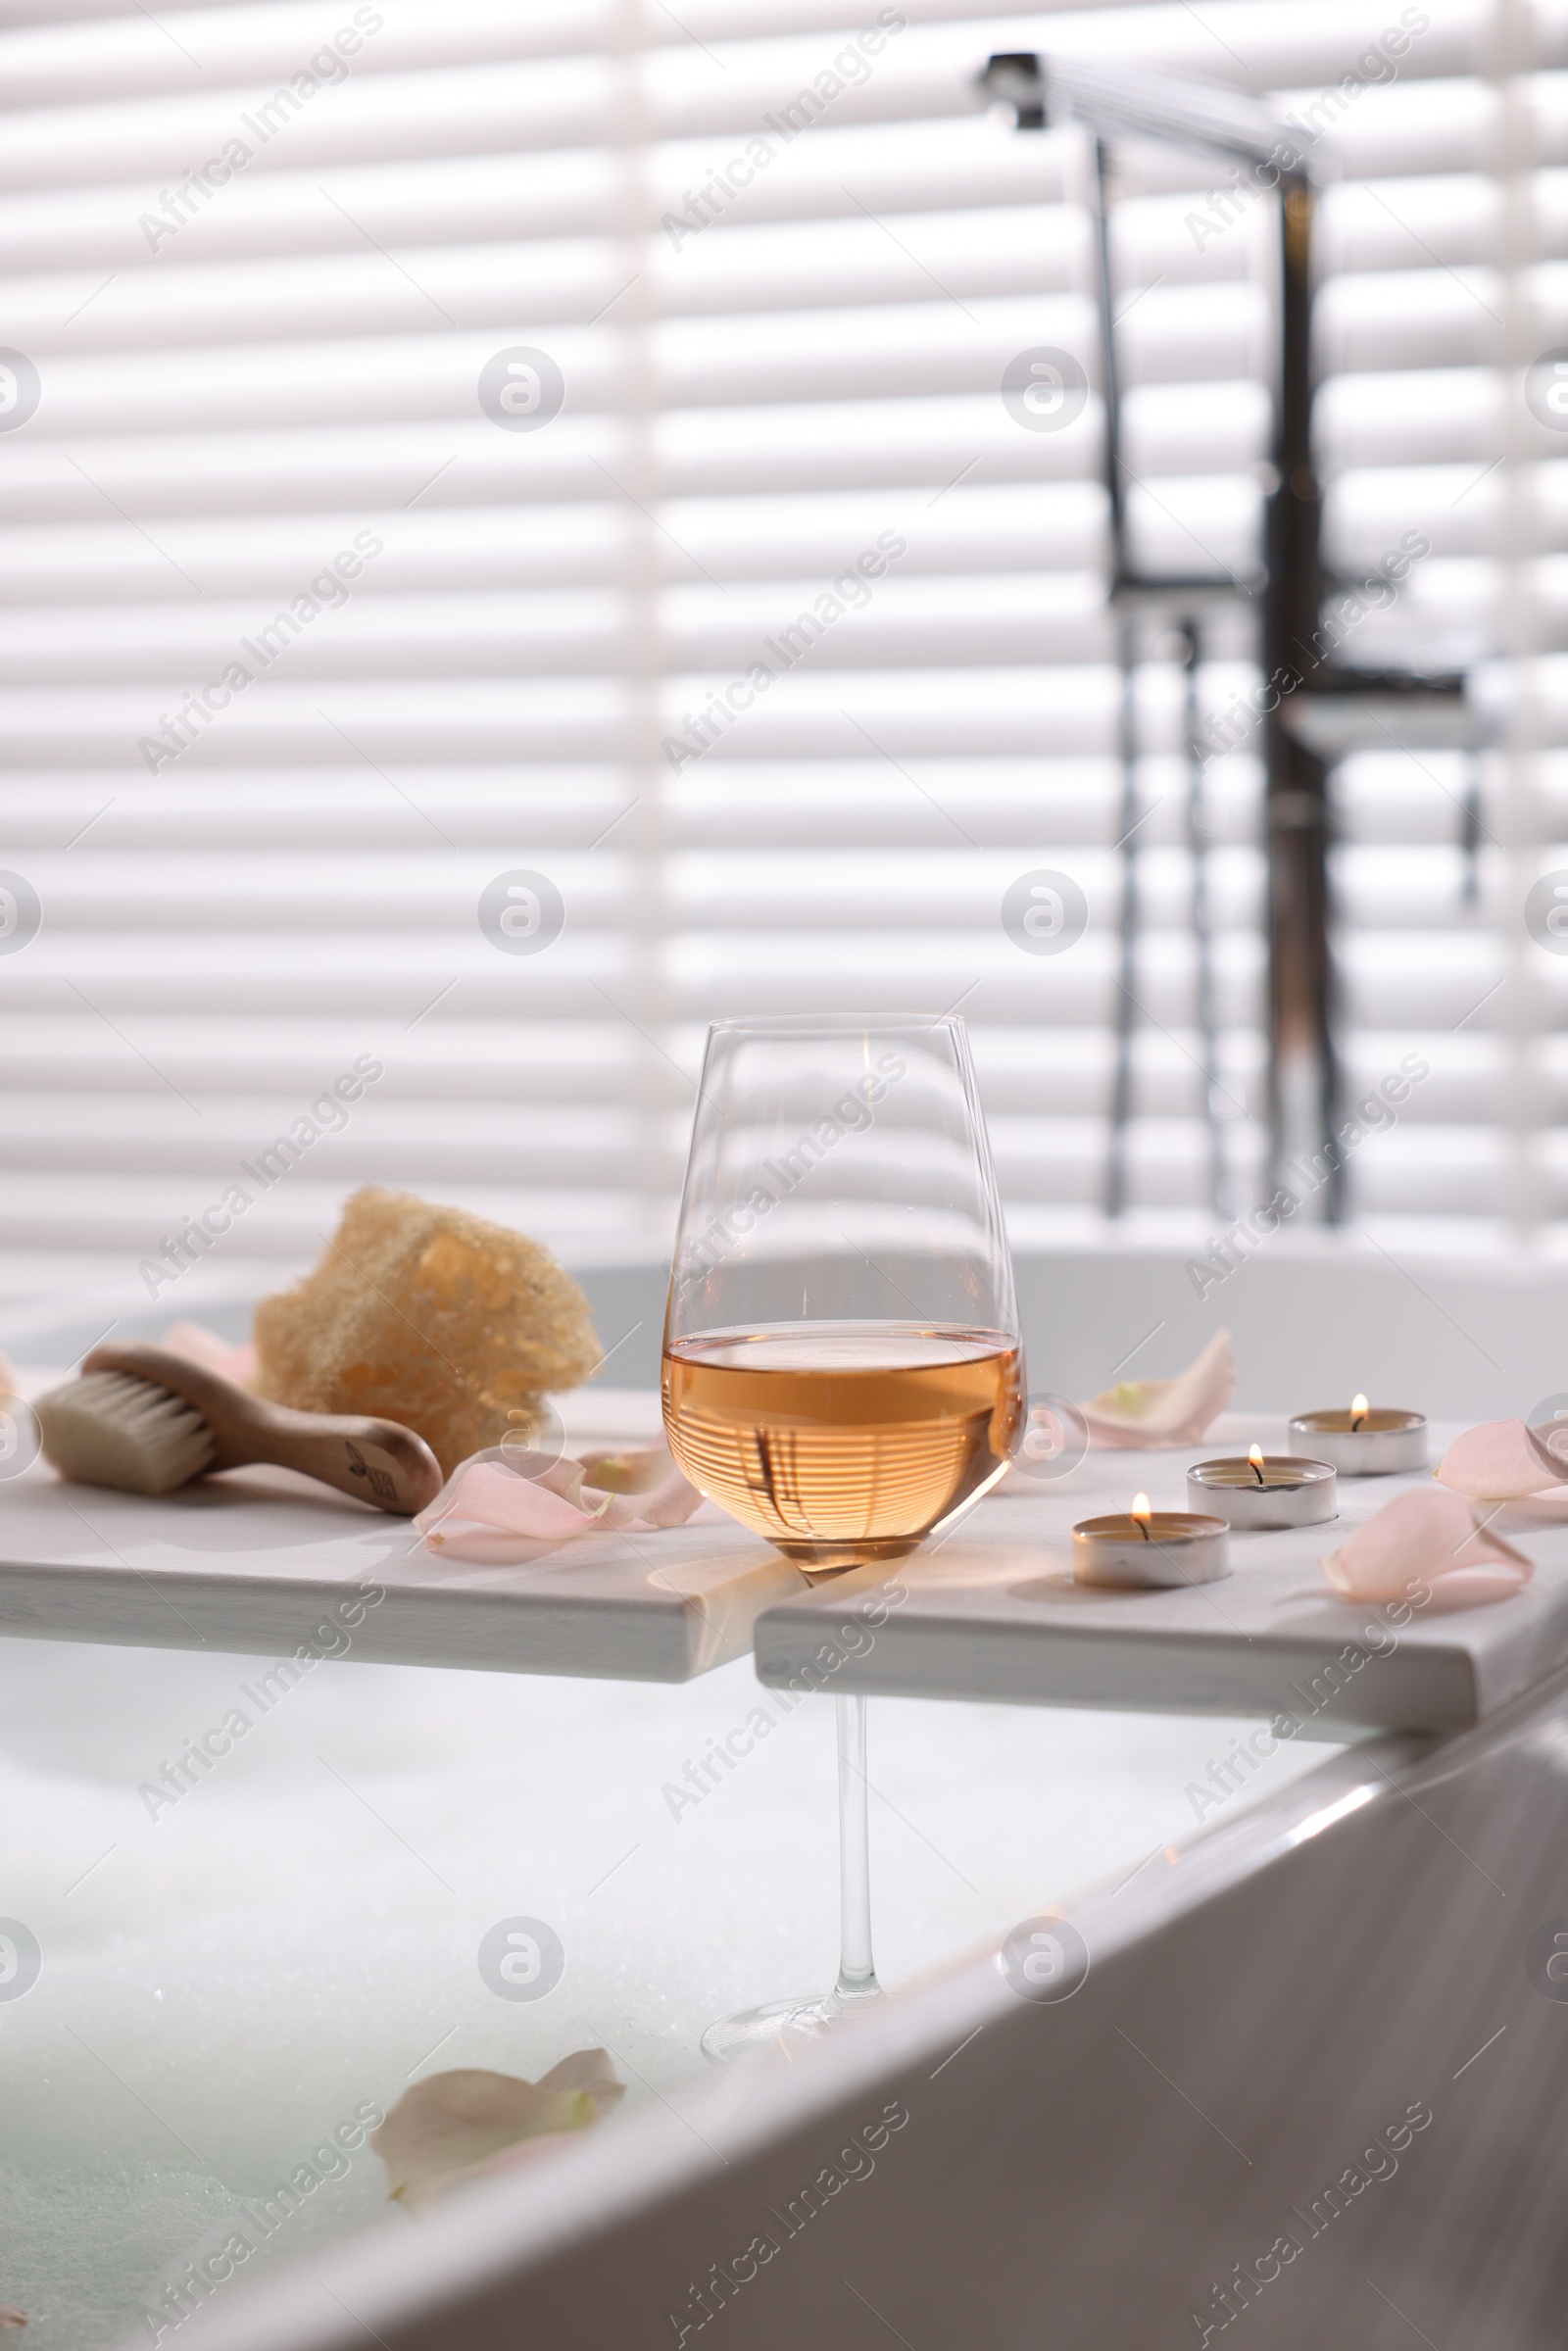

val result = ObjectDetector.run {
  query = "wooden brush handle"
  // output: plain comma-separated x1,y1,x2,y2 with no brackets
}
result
83,1342,444,1516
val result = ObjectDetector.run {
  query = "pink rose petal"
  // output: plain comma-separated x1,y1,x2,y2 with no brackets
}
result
576,1445,676,1495
580,1445,705,1528
415,1444,703,1563
1436,1417,1565,1500
1321,1485,1532,1609
1077,1329,1237,1451
1413,1566,1531,1614
422,1458,604,1542
370,2052,623,2212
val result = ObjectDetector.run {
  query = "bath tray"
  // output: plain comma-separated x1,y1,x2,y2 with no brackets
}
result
752,1416,1568,1735
0,1463,802,1684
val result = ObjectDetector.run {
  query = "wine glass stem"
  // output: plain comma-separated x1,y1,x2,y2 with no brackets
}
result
835,1693,880,2003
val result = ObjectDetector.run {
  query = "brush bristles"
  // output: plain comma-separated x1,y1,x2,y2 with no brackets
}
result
34,1369,216,1495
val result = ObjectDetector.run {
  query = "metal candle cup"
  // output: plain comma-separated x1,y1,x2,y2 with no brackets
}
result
1071,1511,1230,1590
1187,1455,1337,1530
1286,1409,1427,1476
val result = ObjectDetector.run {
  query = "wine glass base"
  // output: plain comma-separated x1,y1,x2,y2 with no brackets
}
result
770,1537,922,1573
700,1985,881,2067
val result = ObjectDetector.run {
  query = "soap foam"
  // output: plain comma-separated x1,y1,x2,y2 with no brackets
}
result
0,1635,1336,2344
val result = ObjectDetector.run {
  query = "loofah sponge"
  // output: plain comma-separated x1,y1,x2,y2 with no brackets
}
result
252,1188,601,1478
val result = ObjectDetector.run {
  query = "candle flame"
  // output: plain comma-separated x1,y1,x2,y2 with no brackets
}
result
1350,1393,1368,1431
1249,1443,1265,1485
1131,1492,1152,1539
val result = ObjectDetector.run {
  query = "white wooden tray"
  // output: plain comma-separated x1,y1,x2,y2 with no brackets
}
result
0,1387,802,1683
752,1416,1568,1735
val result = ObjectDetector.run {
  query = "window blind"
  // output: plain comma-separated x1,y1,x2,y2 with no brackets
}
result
0,0,1559,1316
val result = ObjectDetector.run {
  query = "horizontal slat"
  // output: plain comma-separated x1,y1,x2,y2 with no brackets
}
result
1346,1128,1568,1218
0,223,1090,356
0,560,1547,664
0,1069,1279,1159
0,665,1152,760
0,1011,1261,1091
8,658,1568,763
0,939,1270,1036
0,1174,642,1254
0,0,610,101
0,577,1285,677
0,486,1104,598
1332,751,1568,841
0,0,1508,110
0,1026,1531,1121
0,771,1268,859
0,391,1118,514
1331,846,1552,928
1342,1035,1568,1124
0,831,1268,895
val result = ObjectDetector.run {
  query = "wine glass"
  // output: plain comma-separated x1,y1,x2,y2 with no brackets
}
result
662,1013,1023,2061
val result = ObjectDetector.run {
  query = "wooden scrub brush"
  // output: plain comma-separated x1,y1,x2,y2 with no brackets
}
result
34,1341,442,1516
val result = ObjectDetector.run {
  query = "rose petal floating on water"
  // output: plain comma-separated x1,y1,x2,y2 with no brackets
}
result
370,2051,624,2211
1321,1486,1533,1612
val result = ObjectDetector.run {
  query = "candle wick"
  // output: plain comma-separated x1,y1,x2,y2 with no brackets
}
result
1250,1461,1263,1486
1136,1519,1150,1540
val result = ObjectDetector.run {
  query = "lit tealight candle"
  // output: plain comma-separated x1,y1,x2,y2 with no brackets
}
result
1188,1445,1337,1530
1072,1491,1230,1589
1287,1395,1427,1477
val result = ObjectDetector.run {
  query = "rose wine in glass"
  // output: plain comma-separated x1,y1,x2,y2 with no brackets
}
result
662,1013,1022,2060
663,1324,1020,1566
